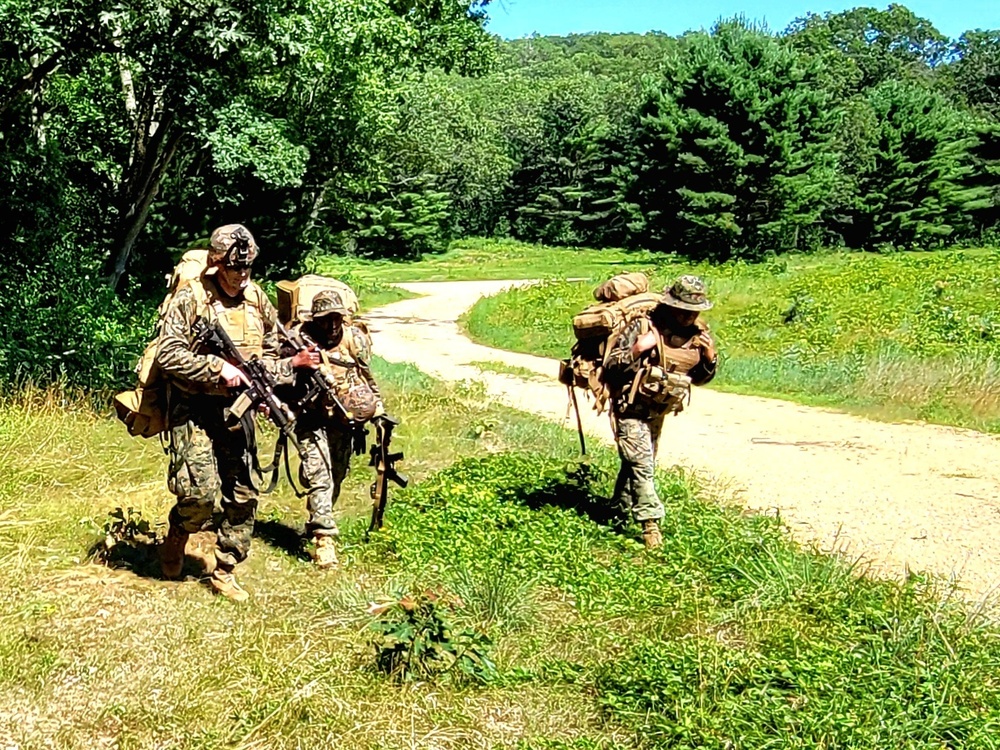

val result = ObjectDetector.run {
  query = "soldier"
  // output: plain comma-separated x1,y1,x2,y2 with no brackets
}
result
283,290,385,569
603,275,718,548
156,224,315,601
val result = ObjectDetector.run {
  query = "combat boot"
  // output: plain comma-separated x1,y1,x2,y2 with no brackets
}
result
210,568,250,602
311,535,339,569
641,519,663,549
160,525,189,580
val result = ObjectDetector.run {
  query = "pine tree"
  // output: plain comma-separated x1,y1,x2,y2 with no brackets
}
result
843,81,990,249
621,22,839,260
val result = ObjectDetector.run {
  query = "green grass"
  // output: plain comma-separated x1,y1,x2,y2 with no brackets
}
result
461,244,1000,433
3,347,1000,746
470,360,547,381
314,237,657,283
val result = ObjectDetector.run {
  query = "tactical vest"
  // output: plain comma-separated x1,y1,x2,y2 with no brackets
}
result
628,322,700,416
198,279,269,360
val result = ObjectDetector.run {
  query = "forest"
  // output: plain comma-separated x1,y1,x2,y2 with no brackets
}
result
1,1,998,389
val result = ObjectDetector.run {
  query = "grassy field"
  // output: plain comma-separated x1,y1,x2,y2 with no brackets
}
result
2,361,1000,748
457,243,1000,433
315,237,658,283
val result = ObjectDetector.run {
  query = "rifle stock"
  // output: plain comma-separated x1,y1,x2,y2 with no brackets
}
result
366,415,407,539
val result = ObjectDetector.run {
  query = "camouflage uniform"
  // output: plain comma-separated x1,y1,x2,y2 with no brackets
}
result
156,225,294,580
283,292,383,543
603,276,718,540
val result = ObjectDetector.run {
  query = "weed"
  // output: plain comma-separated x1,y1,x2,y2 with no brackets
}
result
368,588,497,684
448,564,539,633
470,360,547,381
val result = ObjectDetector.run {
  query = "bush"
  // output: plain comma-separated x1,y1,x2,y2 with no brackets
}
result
368,588,496,684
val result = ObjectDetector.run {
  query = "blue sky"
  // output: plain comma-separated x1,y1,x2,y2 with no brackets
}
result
484,1,1000,42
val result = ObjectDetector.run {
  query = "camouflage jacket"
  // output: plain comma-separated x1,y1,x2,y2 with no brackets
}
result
279,321,382,421
604,315,717,418
155,276,293,397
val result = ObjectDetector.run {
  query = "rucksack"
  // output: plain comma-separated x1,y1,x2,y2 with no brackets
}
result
276,275,360,326
113,249,211,438
559,272,664,416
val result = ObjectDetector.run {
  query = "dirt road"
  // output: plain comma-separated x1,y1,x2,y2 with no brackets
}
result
367,280,1000,600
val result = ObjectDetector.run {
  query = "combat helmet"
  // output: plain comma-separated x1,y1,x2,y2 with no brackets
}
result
208,224,259,269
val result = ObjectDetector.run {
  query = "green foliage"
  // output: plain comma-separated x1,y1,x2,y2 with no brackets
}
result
4,4,1000,390
945,30,1000,119
838,81,990,249
352,175,454,258
367,450,1000,747
784,4,950,93
368,588,496,684
621,22,839,259
447,563,539,632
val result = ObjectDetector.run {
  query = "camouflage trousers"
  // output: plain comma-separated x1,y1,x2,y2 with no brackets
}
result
296,422,353,537
166,394,258,571
612,415,666,523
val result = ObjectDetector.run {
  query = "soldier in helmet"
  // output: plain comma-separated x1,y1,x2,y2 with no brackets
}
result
281,290,385,568
156,224,317,601
603,275,718,548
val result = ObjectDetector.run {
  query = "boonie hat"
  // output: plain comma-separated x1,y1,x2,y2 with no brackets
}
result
311,290,349,319
662,275,713,311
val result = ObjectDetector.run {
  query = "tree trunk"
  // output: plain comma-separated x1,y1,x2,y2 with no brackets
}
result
0,52,63,116
105,115,183,291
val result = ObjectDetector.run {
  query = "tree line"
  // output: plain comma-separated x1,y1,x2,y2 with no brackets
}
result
1,2,998,388
385,6,1000,261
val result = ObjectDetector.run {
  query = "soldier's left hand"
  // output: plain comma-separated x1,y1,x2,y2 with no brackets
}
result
693,332,716,361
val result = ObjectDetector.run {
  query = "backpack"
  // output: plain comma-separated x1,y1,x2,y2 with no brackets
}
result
113,249,210,438
563,271,710,418
276,275,360,326
559,273,663,415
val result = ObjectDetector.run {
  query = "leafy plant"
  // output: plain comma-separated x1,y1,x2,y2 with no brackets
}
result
92,506,158,568
368,588,496,684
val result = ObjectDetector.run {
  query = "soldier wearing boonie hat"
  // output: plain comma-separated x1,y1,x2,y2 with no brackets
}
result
602,274,719,549
281,287,386,569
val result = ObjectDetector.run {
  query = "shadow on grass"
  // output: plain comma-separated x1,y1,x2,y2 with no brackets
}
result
253,519,312,562
509,461,629,531
89,529,218,581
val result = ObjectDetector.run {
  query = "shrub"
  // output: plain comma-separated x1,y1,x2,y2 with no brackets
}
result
368,588,496,684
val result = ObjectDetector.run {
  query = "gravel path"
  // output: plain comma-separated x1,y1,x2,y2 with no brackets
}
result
367,280,1000,600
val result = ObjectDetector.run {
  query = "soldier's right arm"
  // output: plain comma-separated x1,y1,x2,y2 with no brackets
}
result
155,287,225,385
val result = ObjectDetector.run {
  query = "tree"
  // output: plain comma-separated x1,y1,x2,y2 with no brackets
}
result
620,22,839,260
943,30,1000,119
838,81,990,248
784,4,949,94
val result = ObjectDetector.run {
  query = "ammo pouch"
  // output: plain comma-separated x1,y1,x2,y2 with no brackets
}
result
636,366,692,414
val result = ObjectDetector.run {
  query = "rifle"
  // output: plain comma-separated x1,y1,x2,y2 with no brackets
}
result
191,317,301,455
366,415,408,540
276,321,369,455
